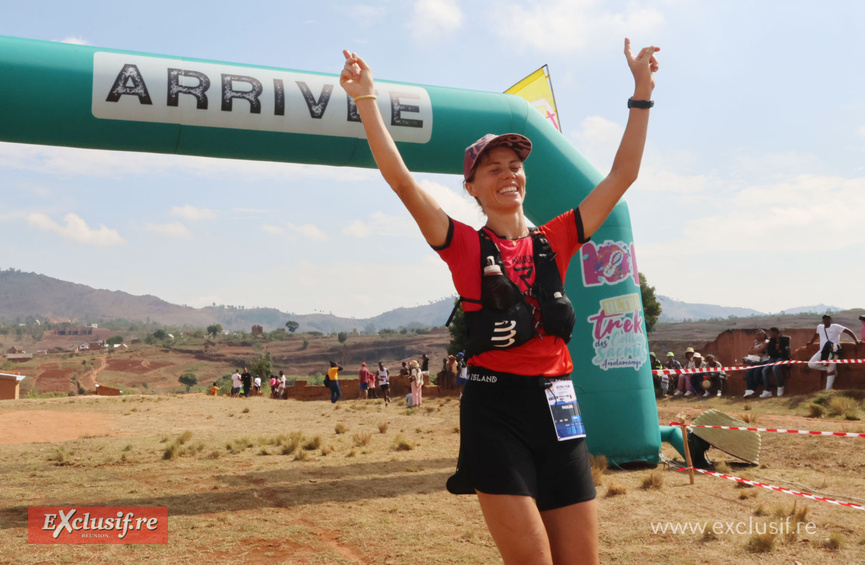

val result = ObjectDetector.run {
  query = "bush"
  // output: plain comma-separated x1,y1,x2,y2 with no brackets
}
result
334,423,348,435
393,434,413,451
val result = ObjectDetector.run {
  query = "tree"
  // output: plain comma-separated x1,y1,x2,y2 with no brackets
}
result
337,331,348,344
447,298,468,355
106,335,124,346
178,372,198,392
152,329,167,340
249,353,273,383
206,324,223,337
639,272,662,331
285,320,299,334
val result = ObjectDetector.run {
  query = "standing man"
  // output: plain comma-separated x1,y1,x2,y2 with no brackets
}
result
377,361,390,406
420,354,430,386
358,362,371,399
327,361,343,403
762,327,791,397
240,367,252,398
230,369,242,398
807,315,861,390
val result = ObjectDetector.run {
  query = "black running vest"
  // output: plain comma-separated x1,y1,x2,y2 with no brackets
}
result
461,228,576,359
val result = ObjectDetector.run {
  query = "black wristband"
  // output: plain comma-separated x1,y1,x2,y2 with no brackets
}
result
627,98,654,109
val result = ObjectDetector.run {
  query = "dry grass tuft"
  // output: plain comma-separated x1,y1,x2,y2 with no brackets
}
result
807,403,826,418
745,533,776,553
829,396,860,420
713,461,731,474
393,434,413,451
640,470,663,490
604,481,627,497
334,423,348,434
739,412,758,424
352,431,372,447
302,435,322,451
48,446,74,466
819,532,844,550
378,421,390,434
589,454,608,486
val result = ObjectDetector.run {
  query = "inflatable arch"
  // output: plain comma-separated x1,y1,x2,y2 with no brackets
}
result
0,35,660,465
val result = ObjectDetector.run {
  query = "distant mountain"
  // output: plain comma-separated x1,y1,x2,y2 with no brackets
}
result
657,296,764,323
0,269,844,332
656,296,844,323
0,270,454,332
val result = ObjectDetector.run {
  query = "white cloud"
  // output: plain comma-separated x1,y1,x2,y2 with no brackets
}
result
348,4,388,26
493,0,663,53
342,210,419,239
59,36,91,45
261,225,285,235
144,222,192,239
171,205,215,221
410,0,464,40
27,213,125,246
287,223,328,241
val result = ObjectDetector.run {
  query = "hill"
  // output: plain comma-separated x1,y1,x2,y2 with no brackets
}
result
657,295,844,323
0,270,454,333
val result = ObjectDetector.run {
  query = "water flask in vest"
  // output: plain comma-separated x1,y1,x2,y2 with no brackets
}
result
481,256,516,311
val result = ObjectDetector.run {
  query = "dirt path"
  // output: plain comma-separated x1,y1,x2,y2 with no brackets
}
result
80,355,107,390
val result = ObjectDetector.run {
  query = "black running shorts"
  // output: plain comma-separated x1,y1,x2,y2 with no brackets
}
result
446,372,596,511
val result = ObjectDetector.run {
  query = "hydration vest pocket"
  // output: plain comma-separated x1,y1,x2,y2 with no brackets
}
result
465,301,535,357
538,289,576,344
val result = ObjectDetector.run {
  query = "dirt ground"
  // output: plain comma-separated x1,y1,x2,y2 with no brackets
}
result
1,392,864,564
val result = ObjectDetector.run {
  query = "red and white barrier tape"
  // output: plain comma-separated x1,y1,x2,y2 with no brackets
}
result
653,358,865,376
668,422,865,438
676,467,865,511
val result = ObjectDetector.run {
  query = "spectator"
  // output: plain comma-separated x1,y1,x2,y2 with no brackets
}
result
743,329,769,398
701,354,726,397
666,352,683,396
278,371,287,399
421,354,430,384
230,369,242,397
674,348,699,397
860,315,865,341
649,352,665,398
455,352,467,398
358,362,370,399
377,362,390,406
807,315,861,390
269,374,278,399
409,359,423,408
368,364,378,399
253,375,262,396
210,382,219,396
241,367,252,398
399,361,409,378
327,361,343,403
761,327,791,397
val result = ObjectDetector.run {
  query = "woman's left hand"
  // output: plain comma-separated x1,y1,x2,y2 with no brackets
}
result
624,38,659,98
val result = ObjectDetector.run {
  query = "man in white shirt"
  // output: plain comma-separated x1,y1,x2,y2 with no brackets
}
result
807,315,861,389
230,370,243,397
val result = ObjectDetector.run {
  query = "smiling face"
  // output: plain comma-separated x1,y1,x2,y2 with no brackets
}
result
465,146,526,215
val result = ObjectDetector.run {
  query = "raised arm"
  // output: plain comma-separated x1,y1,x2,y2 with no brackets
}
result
842,327,861,344
579,38,660,239
340,51,450,247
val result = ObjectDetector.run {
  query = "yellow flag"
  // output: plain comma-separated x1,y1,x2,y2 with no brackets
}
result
505,65,561,132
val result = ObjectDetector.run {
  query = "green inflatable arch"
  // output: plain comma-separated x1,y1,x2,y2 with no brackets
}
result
0,35,660,465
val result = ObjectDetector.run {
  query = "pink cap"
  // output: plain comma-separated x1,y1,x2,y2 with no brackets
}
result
463,133,532,180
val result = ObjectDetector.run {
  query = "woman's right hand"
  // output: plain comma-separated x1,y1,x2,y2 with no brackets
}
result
340,50,374,100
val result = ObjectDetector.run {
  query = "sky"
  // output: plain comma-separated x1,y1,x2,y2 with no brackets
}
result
2,0,864,319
